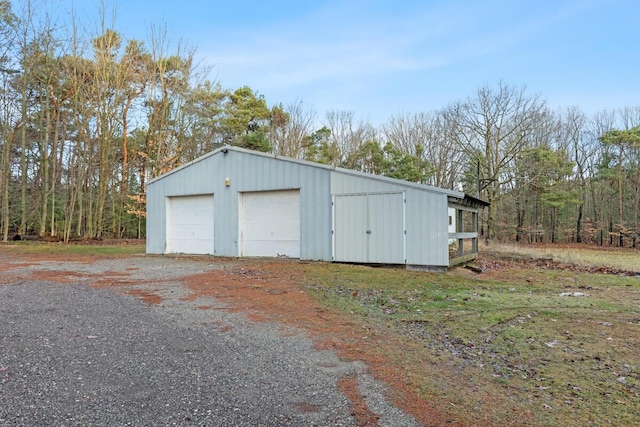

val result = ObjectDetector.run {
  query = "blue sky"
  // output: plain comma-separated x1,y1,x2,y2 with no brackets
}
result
39,0,640,124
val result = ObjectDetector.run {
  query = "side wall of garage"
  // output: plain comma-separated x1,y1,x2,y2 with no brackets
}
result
147,155,221,254
330,170,454,267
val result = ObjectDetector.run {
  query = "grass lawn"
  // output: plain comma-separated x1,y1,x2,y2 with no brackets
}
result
302,246,640,426
0,240,146,256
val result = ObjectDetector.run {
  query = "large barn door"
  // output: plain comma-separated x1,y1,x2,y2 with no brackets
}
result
239,190,301,258
166,194,214,255
333,192,405,264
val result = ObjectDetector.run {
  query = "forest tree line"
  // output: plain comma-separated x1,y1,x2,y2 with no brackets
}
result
0,1,639,245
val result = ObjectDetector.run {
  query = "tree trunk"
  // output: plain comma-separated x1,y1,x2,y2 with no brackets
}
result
118,95,138,239
38,92,51,237
1,138,9,242
486,185,495,244
49,106,62,237
19,75,28,236
515,201,525,243
551,207,557,243
617,149,624,227
576,202,583,243
63,140,78,243
635,164,640,234
1,128,18,242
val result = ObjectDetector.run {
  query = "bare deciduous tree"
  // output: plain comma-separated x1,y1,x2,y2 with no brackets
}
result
383,111,463,188
448,81,547,242
324,110,377,168
269,99,316,159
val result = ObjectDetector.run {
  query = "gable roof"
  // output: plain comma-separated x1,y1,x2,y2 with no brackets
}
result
148,145,478,201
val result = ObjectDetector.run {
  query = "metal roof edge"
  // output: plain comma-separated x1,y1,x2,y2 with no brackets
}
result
148,145,338,186
223,145,337,171
147,145,228,185
463,193,491,207
147,145,466,198
332,166,464,197
448,193,491,208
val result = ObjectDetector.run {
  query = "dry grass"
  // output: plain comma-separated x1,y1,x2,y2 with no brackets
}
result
486,242,640,272
0,240,146,256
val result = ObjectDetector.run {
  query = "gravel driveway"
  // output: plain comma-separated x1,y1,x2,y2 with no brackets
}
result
0,254,419,426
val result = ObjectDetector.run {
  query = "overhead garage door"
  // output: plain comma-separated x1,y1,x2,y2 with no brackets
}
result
240,190,300,258
166,194,214,255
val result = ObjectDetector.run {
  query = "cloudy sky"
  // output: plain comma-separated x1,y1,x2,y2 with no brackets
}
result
33,0,640,124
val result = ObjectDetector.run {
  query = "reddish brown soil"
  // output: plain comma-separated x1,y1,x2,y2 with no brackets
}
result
338,375,381,426
124,289,163,305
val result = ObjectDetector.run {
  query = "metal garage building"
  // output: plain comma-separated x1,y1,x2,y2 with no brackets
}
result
146,145,487,270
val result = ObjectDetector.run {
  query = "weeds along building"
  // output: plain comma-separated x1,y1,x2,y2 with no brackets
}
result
146,145,488,270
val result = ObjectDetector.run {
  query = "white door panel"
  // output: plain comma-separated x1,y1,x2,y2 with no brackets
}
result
240,190,300,258
166,194,214,255
333,192,405,264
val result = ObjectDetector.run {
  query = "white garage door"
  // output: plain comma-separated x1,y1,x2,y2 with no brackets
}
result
240,190,300,258
166,194,214,255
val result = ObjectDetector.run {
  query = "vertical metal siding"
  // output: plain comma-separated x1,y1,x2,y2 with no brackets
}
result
146,150,332,260
146,155,225,254
145,183,164,253
148,150,452,267
331,171,414,194
228,151,332,260
405,189,449,266
331,171,449,267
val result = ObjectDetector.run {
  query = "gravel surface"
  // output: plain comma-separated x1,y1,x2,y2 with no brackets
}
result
0,255,420,426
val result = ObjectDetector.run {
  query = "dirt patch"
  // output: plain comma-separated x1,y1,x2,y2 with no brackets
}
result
24,268,139,289
125,289,163,305
338,375,381,426
29,270,90,283
92,271,139,288
293,402,322,413
0,262,42,272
